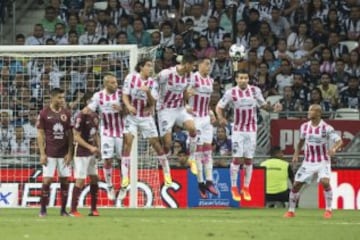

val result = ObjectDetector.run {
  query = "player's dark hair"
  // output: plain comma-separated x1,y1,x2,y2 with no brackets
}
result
181,53,197,64
135,57,152,72
235,69,249,77
197,56,211,63
50,88,65,97
80,91,94,109
270,146,282,157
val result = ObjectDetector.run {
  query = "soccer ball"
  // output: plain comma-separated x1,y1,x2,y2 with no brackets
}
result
229,44,246,61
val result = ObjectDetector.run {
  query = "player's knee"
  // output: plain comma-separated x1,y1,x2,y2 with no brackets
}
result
244,158,252,165
75,179,85,188
232,158,241,165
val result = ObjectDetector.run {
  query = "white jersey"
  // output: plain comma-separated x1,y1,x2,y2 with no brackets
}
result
156,66,189,111
122,72,158,117
300,120,341,163
188,71,213,117
87,89,124,137
217,85,266,132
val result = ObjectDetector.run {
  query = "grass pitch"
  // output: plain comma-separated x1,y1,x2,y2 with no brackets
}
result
1,208,359,240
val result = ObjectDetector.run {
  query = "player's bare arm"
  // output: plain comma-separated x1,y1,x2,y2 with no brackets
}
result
215,105,227,127
328,139,343,157
293,139,305,163
37,128,47,166
81,106,93,114
122,93,136,115
64,129,74,165
73,129,99,154
140,84,156,108
261,102,283,112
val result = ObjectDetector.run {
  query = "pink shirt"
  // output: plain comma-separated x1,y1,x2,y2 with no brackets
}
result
122,72,158,117
87,89,123,137
188,71,213,117
156,66,189,110
217,85,266,132
300,120,341,163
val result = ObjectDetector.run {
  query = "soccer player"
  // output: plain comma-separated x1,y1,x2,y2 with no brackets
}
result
284,104,342,219
186,57,218,198
216,70,282,202
70,92,100,217
82,73,124,200
156,53,198,175
121,58,172,194
37,88,73,217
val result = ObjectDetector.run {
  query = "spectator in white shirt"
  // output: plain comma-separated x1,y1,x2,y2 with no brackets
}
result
25,24,47,45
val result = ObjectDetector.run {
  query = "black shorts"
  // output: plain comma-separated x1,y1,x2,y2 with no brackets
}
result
265,189,290,202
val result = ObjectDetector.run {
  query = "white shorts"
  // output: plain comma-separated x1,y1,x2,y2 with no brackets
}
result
42,157,71,178
194,116,213,145
231,131,257,158
74,156,98,179
101,135,123,159
158,107,193,137
295,162,331,184
124,115,158,138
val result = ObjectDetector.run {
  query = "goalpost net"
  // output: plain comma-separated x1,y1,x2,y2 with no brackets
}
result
0,45,163,208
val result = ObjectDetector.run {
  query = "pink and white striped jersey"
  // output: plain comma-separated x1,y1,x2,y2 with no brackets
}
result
156,66,189,110
87,89,124,137
300,120,341,163
217,85,266,132
122,72,158,117
188,71,213,117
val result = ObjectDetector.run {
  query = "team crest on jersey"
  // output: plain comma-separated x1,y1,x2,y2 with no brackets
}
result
60,114,67,122
321,129,327,137
75,117,81,128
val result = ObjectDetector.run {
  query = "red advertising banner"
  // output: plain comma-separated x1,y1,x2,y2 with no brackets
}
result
0,168,265,208
271,120,359,154
318,169,360,210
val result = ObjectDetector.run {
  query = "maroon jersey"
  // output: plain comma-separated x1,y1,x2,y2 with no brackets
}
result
74,112,99,157
37,106,72,158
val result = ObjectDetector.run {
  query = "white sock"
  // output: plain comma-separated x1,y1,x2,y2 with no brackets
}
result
243,164,253,188
230,161,240,187
203,150,213,182
324,188,333,211
289,190,300,212
121,156,130,180
195,150,204,183
188,135,197,158
103,167,113,187
159,154,170,175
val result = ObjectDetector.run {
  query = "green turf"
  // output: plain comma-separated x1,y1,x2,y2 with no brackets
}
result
0,208,359,240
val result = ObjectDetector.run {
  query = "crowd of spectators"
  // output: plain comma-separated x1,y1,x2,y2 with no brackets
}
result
0,0,360,165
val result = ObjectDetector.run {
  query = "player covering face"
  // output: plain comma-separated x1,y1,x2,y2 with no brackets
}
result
37,88,73,217
120,59,172,198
